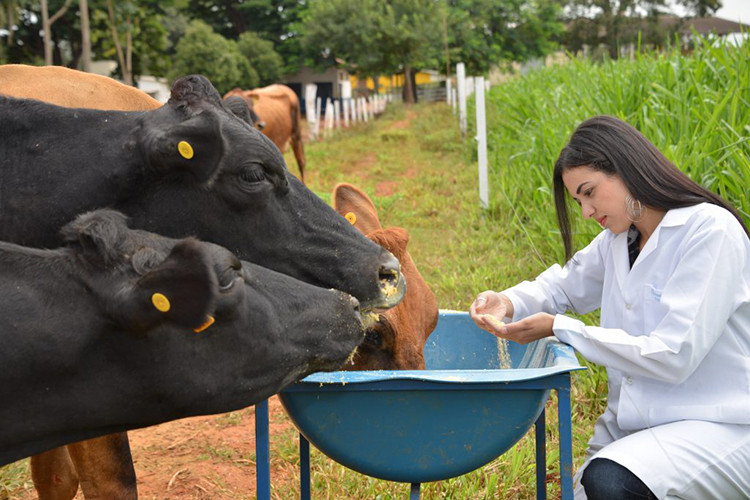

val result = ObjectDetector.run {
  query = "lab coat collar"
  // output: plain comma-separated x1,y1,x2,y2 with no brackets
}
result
658,203,706,228
613,230,630,287
618,204,705,277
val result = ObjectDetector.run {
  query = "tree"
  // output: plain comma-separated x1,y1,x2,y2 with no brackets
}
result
187,0,308,74
237,31,285,86
88,0,172,81
40,0,72,64
558,0,722,59
301,0,442,104
168,20,258,94
680,0,721,17
444,0,564,75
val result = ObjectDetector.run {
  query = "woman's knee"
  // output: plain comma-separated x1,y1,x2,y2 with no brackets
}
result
581,458,656,500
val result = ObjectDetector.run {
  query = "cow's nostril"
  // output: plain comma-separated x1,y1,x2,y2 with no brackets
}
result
379,267,398,286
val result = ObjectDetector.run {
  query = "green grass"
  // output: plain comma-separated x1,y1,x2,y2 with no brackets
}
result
2,35,747,499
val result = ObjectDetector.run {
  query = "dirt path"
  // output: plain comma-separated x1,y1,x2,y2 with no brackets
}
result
127,396,291,500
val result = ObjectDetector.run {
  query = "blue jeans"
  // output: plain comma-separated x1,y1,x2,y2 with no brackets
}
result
581,458,657,499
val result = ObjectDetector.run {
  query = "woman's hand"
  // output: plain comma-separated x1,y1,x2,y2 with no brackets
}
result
502,313,555,344
470,291,513,335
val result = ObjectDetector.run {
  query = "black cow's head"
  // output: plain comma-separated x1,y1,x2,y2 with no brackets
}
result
120,75,405,313
0,210,364,466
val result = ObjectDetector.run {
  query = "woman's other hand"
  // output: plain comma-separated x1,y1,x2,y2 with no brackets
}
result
470,291,513,335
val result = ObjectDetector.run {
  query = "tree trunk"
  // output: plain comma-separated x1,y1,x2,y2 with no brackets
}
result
107,0,129,82
124,13,132,85
402,65,415,104
41,0,51,64
80,0,91,71
41,0,73,65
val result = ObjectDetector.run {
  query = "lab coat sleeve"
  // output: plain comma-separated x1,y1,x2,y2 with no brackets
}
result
504,230,609,320
553,219,748,384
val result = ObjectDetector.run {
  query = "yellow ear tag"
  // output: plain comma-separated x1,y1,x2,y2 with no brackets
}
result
151,293,171,313
345,212,357,225
178,140,194,160
193,315,215,333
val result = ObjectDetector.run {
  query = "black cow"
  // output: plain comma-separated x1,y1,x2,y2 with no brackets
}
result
0,210,364,467
0,75,404,312
0,75,404,499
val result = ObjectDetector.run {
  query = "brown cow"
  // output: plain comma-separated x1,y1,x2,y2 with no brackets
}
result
224,85,306,183
0,64,256,127
0,64,162,110
333,183,439,369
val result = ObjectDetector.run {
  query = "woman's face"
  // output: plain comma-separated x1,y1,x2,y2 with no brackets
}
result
562,165,632,234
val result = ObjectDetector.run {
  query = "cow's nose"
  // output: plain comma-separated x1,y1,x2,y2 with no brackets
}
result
379,252,400,287
378,251,406,306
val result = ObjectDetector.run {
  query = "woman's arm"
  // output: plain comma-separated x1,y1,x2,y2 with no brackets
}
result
555,218,749,383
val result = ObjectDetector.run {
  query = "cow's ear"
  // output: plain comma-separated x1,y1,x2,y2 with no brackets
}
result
61,209,131,266
145,110,223,184
333,183,382,235
113,239,218,332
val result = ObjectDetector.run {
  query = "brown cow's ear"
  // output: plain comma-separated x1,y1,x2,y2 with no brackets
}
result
112,239,218,332
332,183,382,235
145,110,223,184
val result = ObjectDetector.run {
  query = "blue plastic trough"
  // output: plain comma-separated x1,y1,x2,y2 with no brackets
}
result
254,310,585,499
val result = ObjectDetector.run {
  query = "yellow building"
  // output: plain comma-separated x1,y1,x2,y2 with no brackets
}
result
350,70,443,94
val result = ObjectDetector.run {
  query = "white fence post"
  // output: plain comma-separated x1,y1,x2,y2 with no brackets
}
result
475,76,489,210
315,97,322,138
324,97,334,135
446,79,452,106
456,62,467,139
334,100,341,129
360,97,368,122
305,84,318,141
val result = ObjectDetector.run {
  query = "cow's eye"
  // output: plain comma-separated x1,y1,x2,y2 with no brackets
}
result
364,329,383,348
239,166,266,184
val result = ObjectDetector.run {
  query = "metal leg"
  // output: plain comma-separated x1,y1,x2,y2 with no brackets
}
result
557,376,574,500
300,433,311,500
409,482,420,499
535,407,547,500
255,400,270,500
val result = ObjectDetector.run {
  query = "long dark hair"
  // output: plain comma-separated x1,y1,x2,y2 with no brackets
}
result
553,115,749,261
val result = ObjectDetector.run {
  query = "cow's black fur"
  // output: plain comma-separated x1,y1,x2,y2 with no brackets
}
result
0,210,363,466
0,75,404,311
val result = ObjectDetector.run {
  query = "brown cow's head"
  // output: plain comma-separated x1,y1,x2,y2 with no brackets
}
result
224,88,265,129
333,183,438,370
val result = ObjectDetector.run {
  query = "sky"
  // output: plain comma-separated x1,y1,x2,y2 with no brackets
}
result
714,0,749,24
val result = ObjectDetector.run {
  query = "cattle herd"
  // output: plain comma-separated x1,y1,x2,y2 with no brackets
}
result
0,64,438,499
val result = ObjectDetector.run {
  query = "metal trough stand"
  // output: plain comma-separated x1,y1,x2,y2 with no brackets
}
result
254,311,585,499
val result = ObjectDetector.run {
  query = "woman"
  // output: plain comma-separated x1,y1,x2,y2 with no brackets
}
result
470,115,750,499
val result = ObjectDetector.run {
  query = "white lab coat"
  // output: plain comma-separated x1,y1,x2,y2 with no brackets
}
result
503,203,750,499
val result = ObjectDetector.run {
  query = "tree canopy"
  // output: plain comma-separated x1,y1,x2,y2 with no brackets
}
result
0,0,724,91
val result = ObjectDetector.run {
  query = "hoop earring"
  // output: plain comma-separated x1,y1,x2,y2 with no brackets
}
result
625,195,645,222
